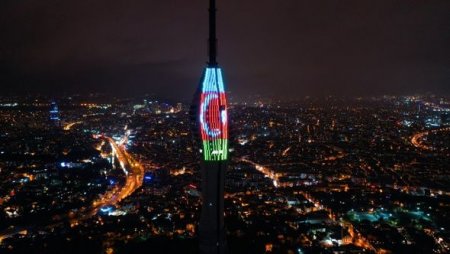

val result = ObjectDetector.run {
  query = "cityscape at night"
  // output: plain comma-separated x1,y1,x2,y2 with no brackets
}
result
0,95,449,253
1,0,450,254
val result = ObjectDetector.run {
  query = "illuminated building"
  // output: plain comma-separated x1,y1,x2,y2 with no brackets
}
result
143,172,153,184
49,101,61,126
191,0,228,253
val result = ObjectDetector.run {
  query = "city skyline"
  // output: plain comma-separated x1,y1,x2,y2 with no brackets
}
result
1,94,449,254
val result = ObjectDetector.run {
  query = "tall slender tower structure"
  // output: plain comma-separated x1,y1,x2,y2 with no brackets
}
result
191,0,228,253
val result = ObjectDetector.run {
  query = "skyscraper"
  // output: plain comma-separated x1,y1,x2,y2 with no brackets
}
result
191,0,229,253
49,101,61,127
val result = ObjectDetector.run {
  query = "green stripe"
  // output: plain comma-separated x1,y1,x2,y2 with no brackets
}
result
202,139,228,161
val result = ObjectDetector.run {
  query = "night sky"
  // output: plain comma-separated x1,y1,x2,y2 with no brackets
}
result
1,0,449,100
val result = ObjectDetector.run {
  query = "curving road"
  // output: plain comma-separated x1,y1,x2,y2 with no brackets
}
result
411,127,450,151
63,121,83,131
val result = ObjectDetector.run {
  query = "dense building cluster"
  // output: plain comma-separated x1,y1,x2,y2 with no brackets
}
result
0,94,449,254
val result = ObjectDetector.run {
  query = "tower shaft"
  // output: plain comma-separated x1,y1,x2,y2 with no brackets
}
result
199,162,227,254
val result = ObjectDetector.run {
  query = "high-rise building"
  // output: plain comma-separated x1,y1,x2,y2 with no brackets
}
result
49,101,61,126
191,0,229,253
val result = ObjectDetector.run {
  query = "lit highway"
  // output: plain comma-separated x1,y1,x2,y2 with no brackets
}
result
0,229,27,245
410,127,450,151
74,136,145,222
240,157,280,187
0,134,146,241
63,121,83,131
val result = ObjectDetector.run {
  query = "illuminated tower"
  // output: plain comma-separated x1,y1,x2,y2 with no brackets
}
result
191,0,228,253
49,101,61,127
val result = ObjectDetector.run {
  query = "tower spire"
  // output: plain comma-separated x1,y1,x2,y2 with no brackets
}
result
208,0,218,66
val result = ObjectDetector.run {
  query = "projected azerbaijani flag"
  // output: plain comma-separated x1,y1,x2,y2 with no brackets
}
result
199,67,228,161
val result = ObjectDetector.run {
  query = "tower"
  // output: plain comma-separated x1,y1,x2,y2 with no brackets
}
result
191,0,229,253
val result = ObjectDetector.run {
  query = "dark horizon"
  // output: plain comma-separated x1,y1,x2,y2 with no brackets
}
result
1,0,450,100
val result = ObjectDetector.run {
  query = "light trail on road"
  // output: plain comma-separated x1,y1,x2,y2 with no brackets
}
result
0,134,148,242
74,136,145,221
410,127,450,151
240,157,280,187
63,121,83,131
